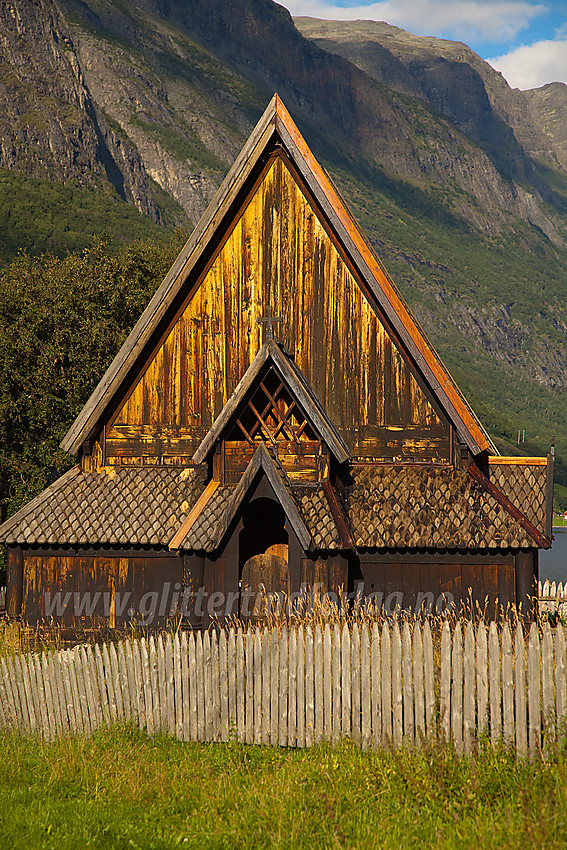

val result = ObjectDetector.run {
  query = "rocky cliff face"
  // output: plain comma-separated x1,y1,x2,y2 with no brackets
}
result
3,0,567,466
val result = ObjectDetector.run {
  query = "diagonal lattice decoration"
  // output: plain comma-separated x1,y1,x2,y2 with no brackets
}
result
227,366,317,445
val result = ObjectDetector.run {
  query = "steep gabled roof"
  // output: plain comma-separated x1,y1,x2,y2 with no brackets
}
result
61,94,493,457
209,443,312,552
192,337,351,464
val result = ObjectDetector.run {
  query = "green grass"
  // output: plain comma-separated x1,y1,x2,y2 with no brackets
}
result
1,727,567,848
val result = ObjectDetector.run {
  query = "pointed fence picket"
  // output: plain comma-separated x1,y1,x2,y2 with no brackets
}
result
1,621,567,757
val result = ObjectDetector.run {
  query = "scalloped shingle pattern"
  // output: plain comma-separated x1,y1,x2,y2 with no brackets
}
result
347,465,535,549
181,484,235,551
489,463,547,534
296,486,342,549
0,466,207,546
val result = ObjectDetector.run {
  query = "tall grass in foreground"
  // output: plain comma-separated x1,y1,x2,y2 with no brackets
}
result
0,726,566,849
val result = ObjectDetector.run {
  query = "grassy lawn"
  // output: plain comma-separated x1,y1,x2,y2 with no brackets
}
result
0,727,566,849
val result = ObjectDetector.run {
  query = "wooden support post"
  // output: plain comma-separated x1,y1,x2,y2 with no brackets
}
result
6,547,23,617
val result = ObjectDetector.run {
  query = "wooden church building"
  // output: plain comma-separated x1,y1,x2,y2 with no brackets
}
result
0,96,553,627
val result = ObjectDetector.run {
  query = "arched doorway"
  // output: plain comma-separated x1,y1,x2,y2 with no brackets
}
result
239,497,289,619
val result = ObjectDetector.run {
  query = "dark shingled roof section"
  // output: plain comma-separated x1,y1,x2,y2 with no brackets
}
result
296,486,343,549
347,465,536,549
488,462,548,535
181,484,235,551
0,466,207,546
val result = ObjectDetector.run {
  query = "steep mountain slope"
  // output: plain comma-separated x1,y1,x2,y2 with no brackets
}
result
1,0,567,498
295,17,567,181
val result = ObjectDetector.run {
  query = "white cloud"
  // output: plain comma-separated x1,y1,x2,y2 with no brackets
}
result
282,0,547,43
488,38,567,88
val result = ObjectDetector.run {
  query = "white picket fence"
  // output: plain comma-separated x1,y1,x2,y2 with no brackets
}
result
0,621,565,756
538,580,567,616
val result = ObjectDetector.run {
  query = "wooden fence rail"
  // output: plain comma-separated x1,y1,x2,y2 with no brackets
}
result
1,621,566,755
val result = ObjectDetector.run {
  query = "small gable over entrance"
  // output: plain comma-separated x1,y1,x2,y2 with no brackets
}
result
0,94,553,627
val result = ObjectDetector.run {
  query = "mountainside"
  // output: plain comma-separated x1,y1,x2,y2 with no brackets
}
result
2,0,567,500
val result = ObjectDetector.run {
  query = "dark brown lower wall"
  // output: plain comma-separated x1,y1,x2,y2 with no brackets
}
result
359,550,536,617
18,550,207,629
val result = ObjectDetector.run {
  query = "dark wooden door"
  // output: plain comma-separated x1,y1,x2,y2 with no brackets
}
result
240,543,290,620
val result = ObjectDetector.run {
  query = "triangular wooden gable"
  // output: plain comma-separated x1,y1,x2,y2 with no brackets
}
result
62,95,493,465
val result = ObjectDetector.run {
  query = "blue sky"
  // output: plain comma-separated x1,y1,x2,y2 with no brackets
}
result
280,0,567,89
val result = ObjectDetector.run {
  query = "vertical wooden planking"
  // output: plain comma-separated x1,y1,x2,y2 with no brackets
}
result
211,631,220,742
95,646,110,727
254,630,262,745
26,655,43,738
126,641,140,727
332,624,341,744
203,631,212,741
236,629,245,743
391,623,403,748
173,633,183,740
288,627,297,747
181,632,190,742
23,654,39,736
8,656,28,734
271,629,279,746
149,637,160,733
73,647,90,734
515,626,527,758
488,622,501,747
53,651,69,735
423,622,435,740
556,626,567,742
52,652,68,736
0,659,13,731
220,629,229,742
463,622,476,755
131,640,145,730
262,629,271,747
109,643,124,722
155,636,166,732
188,632,198,741
528,622,541,755
361,624,371,751
30,655,46,737
351,624,361,746
297,625,306,748
451,624,463,756
371,623,381,749
245,630,253,745
85,646,102,731
228,629,237,740
195,631,205,741
20,654,35,734
341,624,351,740
381,624,392,744
402,623,414,746
118,641,132,724
140,638,154,736
305,626,314,748
2,657,20,731
32,654,49,739
279,626,288,747
542,623,555,745
440,621,451,743
501,624,514,748
323,624,332,742
413,625,425,746
476,623,488,739
42,653,58,739
165,634,176,736
314,625,324,745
